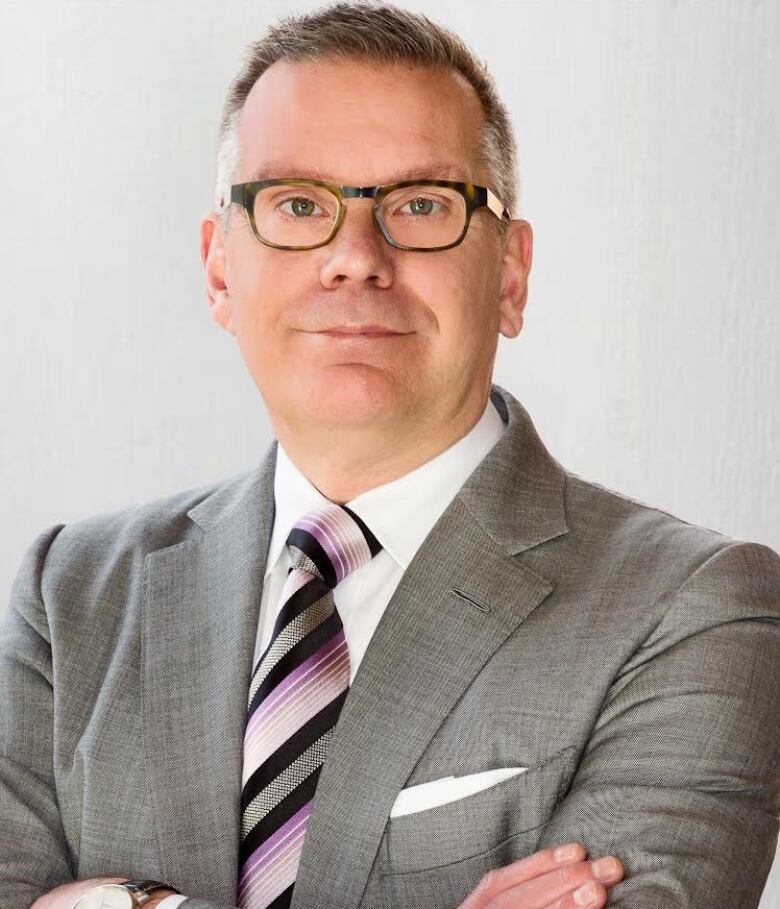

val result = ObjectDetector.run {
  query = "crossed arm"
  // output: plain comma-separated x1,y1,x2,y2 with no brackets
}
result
533,540,780,907
2,528,779,909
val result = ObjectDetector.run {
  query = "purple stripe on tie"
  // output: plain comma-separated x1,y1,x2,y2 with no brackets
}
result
321,508,371,580
238,799,312,893
245,632,346,739
242,652,350,786
244,643,348,758
310,508,371,580
242,641,349,780
297,514,349,583
297,508,371,584
277,566,311,605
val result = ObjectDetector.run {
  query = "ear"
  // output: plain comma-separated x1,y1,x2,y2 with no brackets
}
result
497,219,533,339
200,213,235,336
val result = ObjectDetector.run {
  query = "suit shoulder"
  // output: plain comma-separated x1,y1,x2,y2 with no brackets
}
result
560,468,780,595
36,466,259,587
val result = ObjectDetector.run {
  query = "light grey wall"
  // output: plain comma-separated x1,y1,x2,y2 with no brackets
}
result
1,1,778,905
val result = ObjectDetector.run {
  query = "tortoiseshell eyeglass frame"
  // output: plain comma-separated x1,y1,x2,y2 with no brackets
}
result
219,178,513,252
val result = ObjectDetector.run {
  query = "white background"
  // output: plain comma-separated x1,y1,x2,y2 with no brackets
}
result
0,1,778,904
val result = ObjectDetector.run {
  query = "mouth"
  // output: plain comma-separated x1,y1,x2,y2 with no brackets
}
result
312,326,411,338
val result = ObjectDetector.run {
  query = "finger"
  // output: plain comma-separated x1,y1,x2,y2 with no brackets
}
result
545,879,608,909
457,843,587,909
490,857,623,909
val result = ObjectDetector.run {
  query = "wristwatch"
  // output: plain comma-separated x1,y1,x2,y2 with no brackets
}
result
70,879,180,908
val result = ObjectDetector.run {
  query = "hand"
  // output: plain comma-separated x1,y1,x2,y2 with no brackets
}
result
30,877,180,908
456,842,624,908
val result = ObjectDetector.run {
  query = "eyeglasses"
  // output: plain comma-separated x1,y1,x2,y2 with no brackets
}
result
221,178,512,252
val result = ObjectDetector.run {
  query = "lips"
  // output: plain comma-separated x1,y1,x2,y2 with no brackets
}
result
312,326,411,339
317,325,405,335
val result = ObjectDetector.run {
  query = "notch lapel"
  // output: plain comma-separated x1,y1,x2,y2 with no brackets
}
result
143,444,277,903
289,385,569,909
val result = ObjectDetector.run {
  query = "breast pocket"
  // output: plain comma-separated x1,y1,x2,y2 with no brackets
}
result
376,745,579,909
389,766,529,818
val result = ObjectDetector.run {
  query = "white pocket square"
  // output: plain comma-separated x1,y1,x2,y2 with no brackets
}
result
390,766,528,818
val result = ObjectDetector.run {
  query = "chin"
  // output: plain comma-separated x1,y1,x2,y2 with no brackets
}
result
298,365,410,426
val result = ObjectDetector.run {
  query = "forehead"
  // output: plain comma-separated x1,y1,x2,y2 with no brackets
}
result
237,58,485,185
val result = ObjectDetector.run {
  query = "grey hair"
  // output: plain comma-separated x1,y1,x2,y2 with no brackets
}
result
213,0,519,238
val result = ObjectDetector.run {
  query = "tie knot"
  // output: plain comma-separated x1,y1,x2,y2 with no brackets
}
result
286,503,382,588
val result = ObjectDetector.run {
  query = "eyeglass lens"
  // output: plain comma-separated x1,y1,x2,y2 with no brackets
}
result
251,182,468,249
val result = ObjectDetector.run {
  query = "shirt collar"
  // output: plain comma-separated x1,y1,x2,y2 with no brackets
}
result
265,395,507,577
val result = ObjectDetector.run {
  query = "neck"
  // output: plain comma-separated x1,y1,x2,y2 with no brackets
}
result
272,390,491,503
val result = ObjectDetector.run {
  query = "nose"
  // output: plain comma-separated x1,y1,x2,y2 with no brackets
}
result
318,198,394,289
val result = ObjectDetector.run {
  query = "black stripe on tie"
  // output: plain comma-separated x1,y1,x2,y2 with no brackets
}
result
251,575,332,677
246,604,344,717
239,760,324,865
265,883,294,909
287,527,337,588
342,505,382,557
241,687,349,814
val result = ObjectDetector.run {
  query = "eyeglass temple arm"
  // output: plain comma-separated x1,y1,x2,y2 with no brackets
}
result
486,187,512,221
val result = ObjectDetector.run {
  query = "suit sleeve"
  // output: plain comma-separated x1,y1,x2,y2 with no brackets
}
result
534,540,780,909
0,526,242,909
0,524,74,908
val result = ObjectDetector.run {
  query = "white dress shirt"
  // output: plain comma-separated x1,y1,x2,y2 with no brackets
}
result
158,894,189,909
253,395,507,680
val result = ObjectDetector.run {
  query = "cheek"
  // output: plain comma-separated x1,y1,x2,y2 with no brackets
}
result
408,257,493,353
226,291,286,393
227,253,296,353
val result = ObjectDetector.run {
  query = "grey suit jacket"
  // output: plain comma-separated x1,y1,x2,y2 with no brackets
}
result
2,383,779,909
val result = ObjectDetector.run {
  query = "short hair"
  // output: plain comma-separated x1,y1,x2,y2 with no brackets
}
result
213,0,519,239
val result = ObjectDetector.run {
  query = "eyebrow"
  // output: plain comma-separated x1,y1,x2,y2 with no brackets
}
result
245,163,471,184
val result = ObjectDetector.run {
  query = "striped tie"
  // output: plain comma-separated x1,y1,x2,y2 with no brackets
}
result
237,503,382,909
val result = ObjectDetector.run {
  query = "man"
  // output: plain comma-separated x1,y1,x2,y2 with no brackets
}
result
2,3,779,909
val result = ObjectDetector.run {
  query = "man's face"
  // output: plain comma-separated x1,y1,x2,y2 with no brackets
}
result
201,58,531,440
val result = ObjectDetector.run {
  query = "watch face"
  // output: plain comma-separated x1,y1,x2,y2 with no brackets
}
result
74,884,134,909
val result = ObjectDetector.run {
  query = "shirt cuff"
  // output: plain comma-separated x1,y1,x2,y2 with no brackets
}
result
156,896,188,909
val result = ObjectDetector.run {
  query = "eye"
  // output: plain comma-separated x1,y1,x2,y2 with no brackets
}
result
388,191,456,219
408,197,435,215
278,196,325,218
400,196,439,216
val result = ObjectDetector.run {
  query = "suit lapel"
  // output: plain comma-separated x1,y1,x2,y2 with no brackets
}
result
143,445,277,903
290,385,569,909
